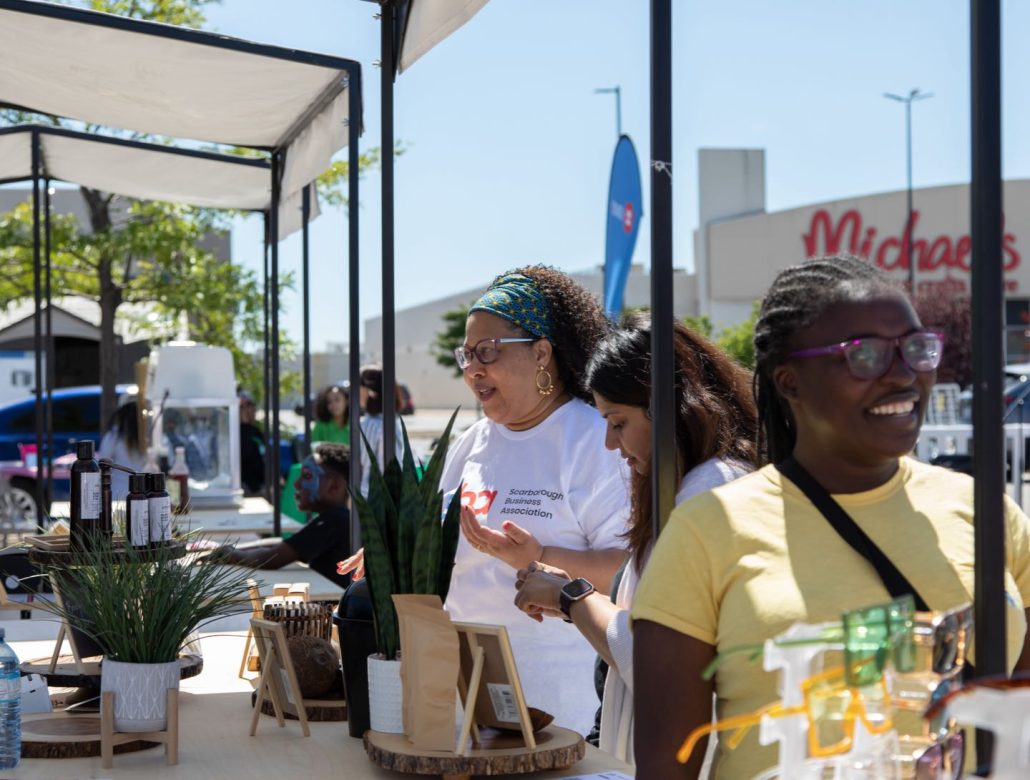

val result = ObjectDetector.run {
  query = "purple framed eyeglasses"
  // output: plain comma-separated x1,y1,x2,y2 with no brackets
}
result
787,330,945,381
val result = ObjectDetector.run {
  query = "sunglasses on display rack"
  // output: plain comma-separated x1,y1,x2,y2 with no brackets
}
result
676,664,895,765
453,337,537,370
890,604,972,780
701,596,916,687
681,597,916,766
786,330,945,381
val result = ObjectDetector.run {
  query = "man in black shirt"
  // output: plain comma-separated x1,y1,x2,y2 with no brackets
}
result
207,443,352,589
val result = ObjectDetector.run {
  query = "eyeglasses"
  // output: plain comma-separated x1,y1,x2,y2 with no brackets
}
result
787,330,944,381
914,730,964,780
677,665,895,765
702,596,916,688
454,337,537,370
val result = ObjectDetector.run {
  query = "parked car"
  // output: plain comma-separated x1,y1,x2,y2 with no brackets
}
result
398,383,415,416
0,385,128,522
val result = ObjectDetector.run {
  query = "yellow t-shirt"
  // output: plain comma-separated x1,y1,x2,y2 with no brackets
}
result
631,457,1030,780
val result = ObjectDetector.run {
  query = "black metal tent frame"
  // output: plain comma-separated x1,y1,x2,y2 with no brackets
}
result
376,1,1008,754
0,0,365,537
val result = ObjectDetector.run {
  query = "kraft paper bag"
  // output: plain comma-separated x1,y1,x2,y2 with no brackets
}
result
392,594,460,751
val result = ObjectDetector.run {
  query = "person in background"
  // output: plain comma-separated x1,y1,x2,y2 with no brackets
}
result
631,255,1030,779
97,396,148,497
511,315,758,764
207,443,352,589
310,383,350,445
357,364,404,495
238,391,266,496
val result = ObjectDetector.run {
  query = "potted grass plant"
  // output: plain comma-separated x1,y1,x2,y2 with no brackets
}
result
38,536,251,732
350,410,463,733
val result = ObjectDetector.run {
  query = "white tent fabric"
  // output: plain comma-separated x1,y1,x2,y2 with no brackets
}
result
398,0,491,74
0,1,356,210
0,128,319,239
0,132,31,182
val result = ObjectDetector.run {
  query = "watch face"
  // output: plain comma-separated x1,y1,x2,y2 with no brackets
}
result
563,578,593,600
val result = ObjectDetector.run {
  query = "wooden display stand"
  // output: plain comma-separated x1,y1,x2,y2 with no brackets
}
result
364,620,585,780
100,689,179,768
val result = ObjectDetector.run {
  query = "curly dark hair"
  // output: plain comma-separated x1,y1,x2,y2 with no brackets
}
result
753,254,899,463
586,314,758,571
314,384,349,425
313,442,350,480
485,265,612,402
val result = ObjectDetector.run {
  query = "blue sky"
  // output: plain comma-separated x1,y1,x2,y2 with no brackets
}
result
205,1,1030,350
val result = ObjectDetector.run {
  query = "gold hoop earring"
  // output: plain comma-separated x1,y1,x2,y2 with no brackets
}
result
535,365,555,396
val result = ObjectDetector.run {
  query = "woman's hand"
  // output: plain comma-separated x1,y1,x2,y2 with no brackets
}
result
337,548,365,580
459,506,544,570
513,562,571,622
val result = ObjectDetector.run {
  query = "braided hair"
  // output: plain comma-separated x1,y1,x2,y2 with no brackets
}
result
752,255,899,464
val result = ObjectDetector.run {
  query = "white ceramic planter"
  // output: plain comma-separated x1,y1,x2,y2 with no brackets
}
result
101,659,180,732
367,654,404,734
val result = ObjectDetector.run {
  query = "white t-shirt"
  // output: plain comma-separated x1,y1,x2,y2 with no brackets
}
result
358,414,404,495
439,398,631,735
599,457,751,764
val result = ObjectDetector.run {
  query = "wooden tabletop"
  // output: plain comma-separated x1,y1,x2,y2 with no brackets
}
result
6,633,634,780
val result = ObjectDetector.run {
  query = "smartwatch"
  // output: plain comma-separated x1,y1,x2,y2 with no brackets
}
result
559,577,595,622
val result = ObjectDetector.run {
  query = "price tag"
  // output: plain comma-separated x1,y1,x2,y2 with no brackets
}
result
486,683,520,724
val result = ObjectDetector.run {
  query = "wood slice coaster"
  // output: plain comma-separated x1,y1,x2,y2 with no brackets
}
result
364,725,585,778
20,711,159,759
259,696,347,721
22,652,203,689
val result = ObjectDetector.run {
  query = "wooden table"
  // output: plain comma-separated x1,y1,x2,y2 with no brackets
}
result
6,634,634,779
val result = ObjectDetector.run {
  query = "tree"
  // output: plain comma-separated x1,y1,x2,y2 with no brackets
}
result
432,302,472,378
0,0,382,424
711,302,760,371
913,293,972,388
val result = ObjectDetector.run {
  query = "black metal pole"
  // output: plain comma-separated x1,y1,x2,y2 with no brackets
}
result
348,66,363,553
44,176,54,516
971,0,1004,769
380,0,397,466
30,129,44,528
649,0,675,539
270,155,282,536
302,185,312,449
262,212,272,500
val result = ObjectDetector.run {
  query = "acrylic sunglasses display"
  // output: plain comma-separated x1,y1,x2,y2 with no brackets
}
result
679,598,975,779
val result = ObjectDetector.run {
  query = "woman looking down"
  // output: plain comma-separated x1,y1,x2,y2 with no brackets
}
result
512,315,757,763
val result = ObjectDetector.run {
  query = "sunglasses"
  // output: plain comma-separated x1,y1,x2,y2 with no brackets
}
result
453,337,537,370
677,664,895,765
702,596,916,688
913,730,964,780
787,330,944,381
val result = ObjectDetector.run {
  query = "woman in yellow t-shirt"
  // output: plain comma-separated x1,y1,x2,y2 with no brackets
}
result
631,255,1030,779
310,383,350,445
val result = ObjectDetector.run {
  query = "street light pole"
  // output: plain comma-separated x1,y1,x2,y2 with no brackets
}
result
594,85,622,138
884,88,933,293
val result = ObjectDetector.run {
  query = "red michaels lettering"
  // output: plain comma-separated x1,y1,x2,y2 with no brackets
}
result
802,208,1020,273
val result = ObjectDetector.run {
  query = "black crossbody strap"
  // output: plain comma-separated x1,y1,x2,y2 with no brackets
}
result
776,457,930,612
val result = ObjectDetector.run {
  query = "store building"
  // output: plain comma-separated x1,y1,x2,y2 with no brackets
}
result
696,148,1030,360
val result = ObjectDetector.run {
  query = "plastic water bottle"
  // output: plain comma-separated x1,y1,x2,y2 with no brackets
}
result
0,628,20,769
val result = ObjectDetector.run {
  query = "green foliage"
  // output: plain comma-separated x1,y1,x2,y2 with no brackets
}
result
350,410,463,660
37,536,251,663
682,313,714,340
432,302,473,378
712,301,761,370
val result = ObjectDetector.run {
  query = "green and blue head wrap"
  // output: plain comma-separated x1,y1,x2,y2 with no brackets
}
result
470,273,553,341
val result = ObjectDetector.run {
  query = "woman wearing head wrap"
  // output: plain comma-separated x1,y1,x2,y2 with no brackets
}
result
439,266,631,734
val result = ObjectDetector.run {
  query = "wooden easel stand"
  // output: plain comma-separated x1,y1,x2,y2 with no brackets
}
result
100,689,179,768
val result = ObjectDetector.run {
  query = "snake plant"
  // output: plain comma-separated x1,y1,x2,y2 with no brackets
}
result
350,409,462,660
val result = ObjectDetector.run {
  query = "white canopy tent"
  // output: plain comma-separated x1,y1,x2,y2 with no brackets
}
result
0,0,363,531
396,0,491,74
